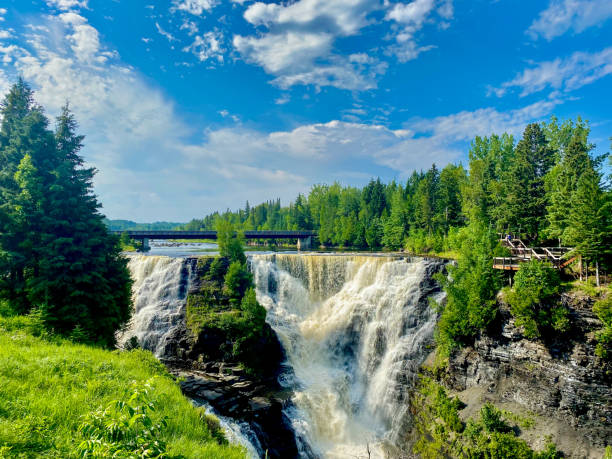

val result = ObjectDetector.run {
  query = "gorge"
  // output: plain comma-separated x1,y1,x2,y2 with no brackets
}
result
120,253,447,458
118,250,611,458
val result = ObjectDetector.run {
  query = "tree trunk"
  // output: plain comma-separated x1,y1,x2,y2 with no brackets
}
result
579,256,583,281
596,260,600,287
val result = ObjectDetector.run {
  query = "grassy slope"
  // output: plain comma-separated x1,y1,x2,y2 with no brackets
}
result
0,316,246,459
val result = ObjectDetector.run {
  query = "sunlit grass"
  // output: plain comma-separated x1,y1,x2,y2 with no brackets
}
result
0,315,246,459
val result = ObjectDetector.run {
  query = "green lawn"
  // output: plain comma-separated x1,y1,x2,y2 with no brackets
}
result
0,315,246,458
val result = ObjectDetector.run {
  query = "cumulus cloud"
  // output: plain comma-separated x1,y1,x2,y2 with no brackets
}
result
233,0,388,90
233,0,452,88
172,0,219,16
528,0,612,40
491,47,612,97
46,0,89,11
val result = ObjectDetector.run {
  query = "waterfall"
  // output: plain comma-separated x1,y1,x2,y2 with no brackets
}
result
120,255,261,459
251,254,444,458
117,255,195,357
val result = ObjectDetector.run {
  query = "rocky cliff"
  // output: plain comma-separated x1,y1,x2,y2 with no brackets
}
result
444,292,611,458
159,257,301,459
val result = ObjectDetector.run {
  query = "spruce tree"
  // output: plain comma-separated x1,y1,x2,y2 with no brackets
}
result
564,168,609,284
0,82,132,345
500,123,554,241
546,132,592,243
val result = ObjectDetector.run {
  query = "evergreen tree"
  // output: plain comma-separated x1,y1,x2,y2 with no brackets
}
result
564,168,610,284
546,132,593,243
0,83,132,345
500,123,553,241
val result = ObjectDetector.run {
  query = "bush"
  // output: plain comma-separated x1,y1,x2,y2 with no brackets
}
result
434,222,503,356
77,379,168,458
412,378,563,459
506,261,566,338
593,296,612,359
224,261,253,304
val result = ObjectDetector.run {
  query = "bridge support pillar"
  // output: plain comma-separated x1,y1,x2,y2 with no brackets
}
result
297,236,312,251
141,238,150,252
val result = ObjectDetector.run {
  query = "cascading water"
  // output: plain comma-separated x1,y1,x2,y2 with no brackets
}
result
251,254,444,458
117,255,195,357
119,255,261,459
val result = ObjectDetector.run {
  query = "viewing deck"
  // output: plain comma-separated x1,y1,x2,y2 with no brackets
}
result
493,238,577,270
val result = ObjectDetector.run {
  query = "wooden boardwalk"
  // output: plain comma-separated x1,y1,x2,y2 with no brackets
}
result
493,238,577,270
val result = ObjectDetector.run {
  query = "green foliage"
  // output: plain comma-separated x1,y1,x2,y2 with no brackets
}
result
412,378,562,459
215,220,246,264
479,403,511,433
119,231,138,252
506,260,566,338
593,296,612,359
435,221,502,356
223,261,253,304
186,256,280,375
0,321,246,458
0,82,133,347
77,379,168,458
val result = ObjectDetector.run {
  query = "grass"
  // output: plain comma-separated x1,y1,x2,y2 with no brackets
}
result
0,314,246,459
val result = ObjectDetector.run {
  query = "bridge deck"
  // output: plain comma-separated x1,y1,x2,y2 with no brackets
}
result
112,230,316,240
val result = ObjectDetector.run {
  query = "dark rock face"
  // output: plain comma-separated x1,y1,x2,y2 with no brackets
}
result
446,292,611,455
166,361,300,459
158,257,300,459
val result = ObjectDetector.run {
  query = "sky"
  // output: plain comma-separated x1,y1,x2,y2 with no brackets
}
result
0,0,610,222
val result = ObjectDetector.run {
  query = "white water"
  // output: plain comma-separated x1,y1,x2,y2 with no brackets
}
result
117,255,195,356
120,255,261,458
251,254,442,458
121,253,443,458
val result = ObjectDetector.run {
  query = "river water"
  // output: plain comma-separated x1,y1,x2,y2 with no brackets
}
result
120,247,445,458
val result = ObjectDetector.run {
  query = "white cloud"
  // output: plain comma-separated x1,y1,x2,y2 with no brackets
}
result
60,13,114,63
183,30,224,62
491,47,612,97
155,22,177,42
46,0,88,11
234,0,387,90
528,0,612,40
385,0,452,62
180,20,199,36
234,0,452,88
0,29,14,39
172,0,219,16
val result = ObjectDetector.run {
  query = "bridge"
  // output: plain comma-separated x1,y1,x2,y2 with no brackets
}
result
112,230,317,250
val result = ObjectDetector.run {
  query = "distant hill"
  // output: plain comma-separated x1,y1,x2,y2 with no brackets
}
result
104,219,184,231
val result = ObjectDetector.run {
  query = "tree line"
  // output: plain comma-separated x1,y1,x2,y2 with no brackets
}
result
0,80,132,346
182,118,611,273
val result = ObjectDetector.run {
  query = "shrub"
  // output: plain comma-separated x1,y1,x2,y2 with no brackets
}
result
434,222,502,355
593,296,612,359
480,403,511,433
77,379,168,458
506,260,566,338
224,261,253,303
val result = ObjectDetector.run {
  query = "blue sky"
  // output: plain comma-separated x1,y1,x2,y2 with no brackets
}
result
0,0,610,221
